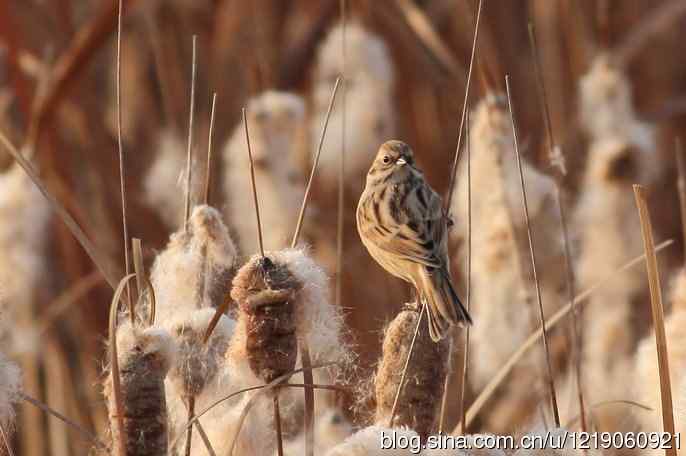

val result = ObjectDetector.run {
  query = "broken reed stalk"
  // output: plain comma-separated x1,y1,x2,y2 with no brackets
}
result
184,35,198,232
243,107,265,258
335,0,347,310
115,0,132,315
289,77,340,456
204,93,218,205
0,423,13,456
388,304,426,427
527,22,586,432
291,76,341,248
456,239,674,431
132,237,144,320
676,138,686,260
109,274,137,456
633,185,677,456
505,74,560,427
445,0,482,211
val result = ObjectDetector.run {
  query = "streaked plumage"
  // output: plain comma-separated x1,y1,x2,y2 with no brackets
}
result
356,140,472,341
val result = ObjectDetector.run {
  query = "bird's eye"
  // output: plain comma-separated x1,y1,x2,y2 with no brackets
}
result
382,155,391,164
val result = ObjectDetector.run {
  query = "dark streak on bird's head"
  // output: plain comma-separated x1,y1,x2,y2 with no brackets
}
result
367,140,418,186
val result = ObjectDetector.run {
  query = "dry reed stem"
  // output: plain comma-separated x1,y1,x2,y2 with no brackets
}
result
274,395,284,456
0,424,12,456
243,107,265,258
184,35,198,232
25,0,140,150
291,76,341,248
454,238,674,432
445,0,482,211
388,304,426,428
527,23,586,433
108,274,136,456
455,110,472,436
335,0,347,311
0,132,119,289
676,139,686,260
633,185,677,456
204,93,218,205
115,0,132,315
132,238,144,310
19,393,105,450
505,74,560,427
290,77,340,456
394,0,463,76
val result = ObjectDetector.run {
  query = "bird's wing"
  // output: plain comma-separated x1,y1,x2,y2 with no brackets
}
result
379,183,447,269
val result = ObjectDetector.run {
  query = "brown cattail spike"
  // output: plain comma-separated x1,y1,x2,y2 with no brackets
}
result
375,307,449,440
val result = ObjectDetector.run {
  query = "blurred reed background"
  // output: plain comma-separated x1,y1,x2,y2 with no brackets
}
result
1,0,686,455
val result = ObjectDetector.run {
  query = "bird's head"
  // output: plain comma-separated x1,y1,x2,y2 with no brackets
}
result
367,140,418,184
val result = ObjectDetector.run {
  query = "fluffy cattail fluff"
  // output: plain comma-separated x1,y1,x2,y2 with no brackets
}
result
374,307,449,440
576,58,659,431
0,351,21,432
579,55,654,151
223,91,307,253
104,322,176,456
165,308,235,448
325,425,420,456
280,407,354,455
633,268,686,444
0,164,50,354
149,204,237,328
144,129,204,230
450,95,564,430
311,22,395,192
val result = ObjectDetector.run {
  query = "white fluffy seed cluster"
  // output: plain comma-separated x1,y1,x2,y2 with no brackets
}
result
311,22,396,192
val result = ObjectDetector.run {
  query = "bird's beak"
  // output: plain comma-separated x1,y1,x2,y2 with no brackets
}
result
396,158,407,166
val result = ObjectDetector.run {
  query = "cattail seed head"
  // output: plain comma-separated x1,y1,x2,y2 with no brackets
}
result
374,308,449,440
104,322,176,456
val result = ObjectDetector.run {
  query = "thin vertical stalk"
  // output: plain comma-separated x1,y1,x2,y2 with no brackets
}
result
243,108,265,258
184,36,198,231
204,93,218,205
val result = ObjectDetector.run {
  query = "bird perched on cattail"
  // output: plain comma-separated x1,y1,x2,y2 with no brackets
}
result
356,140,472,341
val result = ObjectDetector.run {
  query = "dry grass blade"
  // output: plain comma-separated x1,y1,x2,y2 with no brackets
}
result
389,304,426,427
184,35,198,232
109,273,137,456
291,76,341,248
115,0,132,314
193,420,217,456
184,397,195,456
445,0,483,211
0,131,120,290
20,393,106,450
0,423,13,456
634,185,677,455
454,239,674,432
505,74,560,427
676,139,686,259
528,22,586,432
204,93,218,205
394,0,463,76
242,107,265,258
202,295,230,345
169,363,334,453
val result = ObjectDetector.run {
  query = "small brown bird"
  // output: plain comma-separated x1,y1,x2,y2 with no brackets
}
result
356,140,472,341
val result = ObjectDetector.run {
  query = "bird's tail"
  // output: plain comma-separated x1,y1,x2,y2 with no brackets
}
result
419,267,473,342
